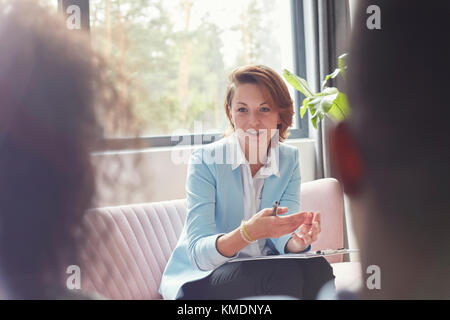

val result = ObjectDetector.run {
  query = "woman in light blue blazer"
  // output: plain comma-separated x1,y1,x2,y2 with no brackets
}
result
160,65,335,300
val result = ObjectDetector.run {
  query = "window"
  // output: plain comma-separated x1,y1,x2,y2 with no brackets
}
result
59,0,308,149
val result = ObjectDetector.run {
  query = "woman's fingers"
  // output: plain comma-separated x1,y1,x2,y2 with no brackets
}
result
308,221,320,235
304,212,314,225
313,212,321,224
259,206,288,217
299,224,312,243
315,220,321,233
313,213,321,232
306,220,320,242
276,207,289,215
294,225,311,245
273,212,314,236
260,210,322,240
271,215,303,236
278,211,311,226
309,226,318,242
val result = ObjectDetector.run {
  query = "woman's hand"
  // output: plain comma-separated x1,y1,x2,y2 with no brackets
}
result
244,207,314,241
285,212,321,253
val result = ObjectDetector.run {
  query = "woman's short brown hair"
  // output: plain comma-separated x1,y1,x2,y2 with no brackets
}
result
224,65,294,141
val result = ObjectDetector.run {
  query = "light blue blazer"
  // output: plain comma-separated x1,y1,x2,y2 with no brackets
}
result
159,137,304,300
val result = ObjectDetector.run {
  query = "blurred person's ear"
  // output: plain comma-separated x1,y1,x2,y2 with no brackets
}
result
330,122,364,196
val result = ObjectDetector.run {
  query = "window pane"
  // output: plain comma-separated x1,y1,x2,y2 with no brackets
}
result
38,0,58,10
90,0,294,138
0,0,57,9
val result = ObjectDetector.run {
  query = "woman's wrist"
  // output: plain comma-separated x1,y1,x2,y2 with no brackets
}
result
243,219,263,241
240,220,257,244
216,225,251,257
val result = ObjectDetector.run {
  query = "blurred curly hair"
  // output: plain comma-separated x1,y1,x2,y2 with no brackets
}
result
0,0,140,297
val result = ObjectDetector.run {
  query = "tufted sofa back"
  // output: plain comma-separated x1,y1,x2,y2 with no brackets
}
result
79,199,187,299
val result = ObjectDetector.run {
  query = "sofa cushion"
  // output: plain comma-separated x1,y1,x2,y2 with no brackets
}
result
300,178,344,264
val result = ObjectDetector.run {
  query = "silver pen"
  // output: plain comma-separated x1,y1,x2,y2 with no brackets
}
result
271,201,279,216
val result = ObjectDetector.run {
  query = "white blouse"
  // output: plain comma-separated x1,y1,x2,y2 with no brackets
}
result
229,133,280,257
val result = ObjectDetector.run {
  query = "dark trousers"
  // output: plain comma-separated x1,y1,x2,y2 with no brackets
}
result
179,257,335,300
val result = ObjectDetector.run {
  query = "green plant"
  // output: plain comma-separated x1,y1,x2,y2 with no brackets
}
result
283,53,350,129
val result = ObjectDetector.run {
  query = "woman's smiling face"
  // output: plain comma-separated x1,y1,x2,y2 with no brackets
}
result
229,83,281,160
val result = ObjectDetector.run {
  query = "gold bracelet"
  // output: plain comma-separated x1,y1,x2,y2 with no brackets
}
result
241,220,256,243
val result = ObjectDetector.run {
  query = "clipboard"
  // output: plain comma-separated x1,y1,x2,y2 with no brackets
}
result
226,248,359,263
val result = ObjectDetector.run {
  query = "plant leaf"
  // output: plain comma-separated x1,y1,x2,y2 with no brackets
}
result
306,88,350,124
315,87,339,97
338,53,348,79
319,96,335,113
308,96,322,106
308,103,318,118
321,68,340,89
319,113,324,121
299,104,307,119
326,92,350,121
313,87,339,114
311,113,319,129
283,69,315,98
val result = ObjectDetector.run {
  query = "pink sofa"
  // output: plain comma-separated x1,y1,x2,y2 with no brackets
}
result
79,178,361,299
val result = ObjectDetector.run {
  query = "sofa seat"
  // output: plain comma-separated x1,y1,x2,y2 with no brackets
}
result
79,178,361,299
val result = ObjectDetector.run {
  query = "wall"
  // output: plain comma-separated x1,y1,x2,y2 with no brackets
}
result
92,138,316,207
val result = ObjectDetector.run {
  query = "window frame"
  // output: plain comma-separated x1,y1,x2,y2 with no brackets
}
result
58,0,309,151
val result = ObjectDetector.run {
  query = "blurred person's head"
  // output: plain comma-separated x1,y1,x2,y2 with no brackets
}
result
331,0,450,299
0,0,135,298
